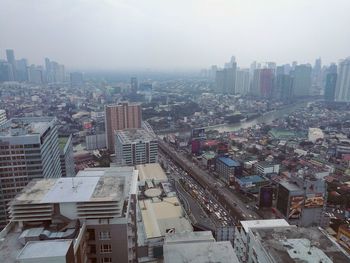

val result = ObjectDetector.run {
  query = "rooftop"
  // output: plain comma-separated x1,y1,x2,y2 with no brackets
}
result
116,128,156,144
17,240,72,260
137,163,168,182
252,227,350,262
236,175,266,184
0,117,56,138
11,167,138,206
139,196,193,239
164,240,239,263
218,157,240,167
240,219,289,233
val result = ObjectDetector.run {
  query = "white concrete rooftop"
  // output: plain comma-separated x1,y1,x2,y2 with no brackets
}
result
241,219,290,233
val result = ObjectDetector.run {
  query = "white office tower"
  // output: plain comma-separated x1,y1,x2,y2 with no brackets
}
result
335,58,350,102
0,110,7,125
0,117,61,228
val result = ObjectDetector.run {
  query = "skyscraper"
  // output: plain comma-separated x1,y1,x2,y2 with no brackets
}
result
235,69,250,95
5,49,16,80
292,64,312,97
276,66,293,101
260,68,274,98
0,117,62,228
335,58,350,102
324,64,337,101
130,76,138,94
215,64,237,94
105,102,142,152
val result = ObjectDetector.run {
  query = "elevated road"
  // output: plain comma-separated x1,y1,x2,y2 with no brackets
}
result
159,139,260,222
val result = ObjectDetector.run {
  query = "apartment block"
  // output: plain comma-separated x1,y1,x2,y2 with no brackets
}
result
115,129,158,166
105,102,142,152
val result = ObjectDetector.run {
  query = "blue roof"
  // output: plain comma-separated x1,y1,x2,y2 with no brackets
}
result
218,157,240,167
237,175,265,184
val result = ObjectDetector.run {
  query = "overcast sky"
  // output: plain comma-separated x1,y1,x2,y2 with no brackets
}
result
1,0,349,71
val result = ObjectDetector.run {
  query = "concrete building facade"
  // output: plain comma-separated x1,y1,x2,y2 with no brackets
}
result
0,117,61,228
59,135,75,177
115,129,158,166
105,102,142,152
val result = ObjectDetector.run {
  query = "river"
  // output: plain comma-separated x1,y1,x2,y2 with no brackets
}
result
204,101,309,133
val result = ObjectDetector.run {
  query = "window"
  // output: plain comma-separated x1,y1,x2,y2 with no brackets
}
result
99,231,111,240
100,244,112,253
101,258,112,263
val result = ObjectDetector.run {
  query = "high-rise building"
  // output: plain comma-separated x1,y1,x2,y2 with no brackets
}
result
0,166,139,263
28,65,44,84
104,102,142,152
44,58,65,83
324,64,337,101
130,76,138,94
5,49,16,80
215,65,237,94
15,59,28,81
70,72,84,87
236,69,250,95
215,69,225,93
0,117,61,228
250,68,274,98
59,135,75,177
0,110,7,125
335,58,350,102
115,129,158,165
292,64,312,97
0,61,14,81
259,68,274,98
276,66,293,101
251,69,261,96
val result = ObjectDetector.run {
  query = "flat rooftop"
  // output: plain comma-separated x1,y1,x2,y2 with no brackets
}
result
17,240,72,260
280,180,302,192
137,163,168,182
11,175,128,205
139,196,192,239
164,241,239,263
252,227,350,262
218,157,240,167
164,231,215,244
116,128,156,144
240,219,289,233
0,117,55,137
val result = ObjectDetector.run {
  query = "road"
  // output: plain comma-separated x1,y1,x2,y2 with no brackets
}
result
159,139,260,222
161,153,224,230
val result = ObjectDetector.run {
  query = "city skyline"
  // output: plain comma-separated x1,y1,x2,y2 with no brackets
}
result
1,0,350,70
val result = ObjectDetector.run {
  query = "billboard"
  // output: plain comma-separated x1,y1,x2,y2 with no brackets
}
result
192,128,206,139
288,196,304,219
304,194,324,208
259,186,273,208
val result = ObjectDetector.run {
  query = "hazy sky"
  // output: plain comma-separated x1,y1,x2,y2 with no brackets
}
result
1,0,350,70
